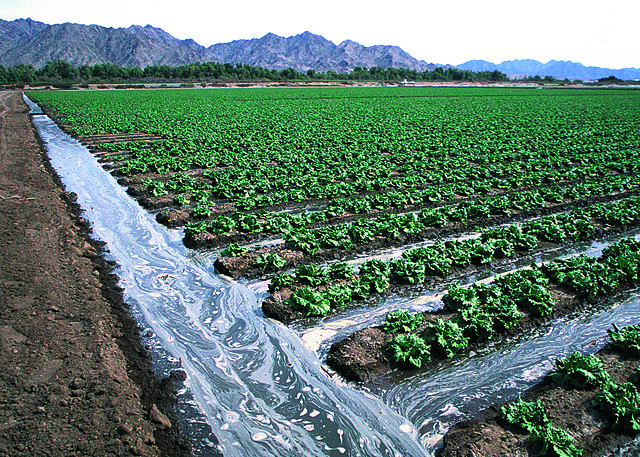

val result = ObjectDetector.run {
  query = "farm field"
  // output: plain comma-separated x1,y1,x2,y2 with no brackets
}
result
26,86,640,456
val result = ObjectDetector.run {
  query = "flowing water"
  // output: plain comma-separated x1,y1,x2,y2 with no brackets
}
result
26,95,640,456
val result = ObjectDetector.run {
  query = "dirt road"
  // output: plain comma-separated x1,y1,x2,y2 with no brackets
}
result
0,91,191,456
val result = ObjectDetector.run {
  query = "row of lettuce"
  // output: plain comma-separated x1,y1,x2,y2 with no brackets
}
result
262,197,640,318
189,173,640,256
385,236,640,370
142,150,638,213
496,321,640,457
26,88,640,223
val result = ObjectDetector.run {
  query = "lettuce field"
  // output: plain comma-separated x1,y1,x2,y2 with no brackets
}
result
27,86,640,455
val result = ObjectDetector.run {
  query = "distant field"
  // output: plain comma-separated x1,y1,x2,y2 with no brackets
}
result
27,84,640,337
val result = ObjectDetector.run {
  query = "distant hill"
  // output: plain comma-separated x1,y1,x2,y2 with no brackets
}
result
458,59,640,81
207,32,435,73
1,18,637,80
0,19,210,69
0,18,435,73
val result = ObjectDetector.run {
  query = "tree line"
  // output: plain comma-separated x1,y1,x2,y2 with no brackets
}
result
0,59,510,85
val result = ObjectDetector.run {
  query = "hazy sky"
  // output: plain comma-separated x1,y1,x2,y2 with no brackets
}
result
1,0,638,69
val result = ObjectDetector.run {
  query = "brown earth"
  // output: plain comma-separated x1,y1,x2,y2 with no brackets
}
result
0,91,193,456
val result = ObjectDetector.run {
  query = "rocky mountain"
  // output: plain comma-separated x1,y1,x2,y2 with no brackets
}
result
0,18,434,72
458,59,640,81
0,19,210,69
207,32,435,72
2,18,637,79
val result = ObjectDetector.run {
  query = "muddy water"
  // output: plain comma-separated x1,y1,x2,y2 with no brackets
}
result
27,95,640,456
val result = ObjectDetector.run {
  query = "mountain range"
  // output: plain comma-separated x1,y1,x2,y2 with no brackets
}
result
458,59,640,81
1,18,639,80
0,18,435,73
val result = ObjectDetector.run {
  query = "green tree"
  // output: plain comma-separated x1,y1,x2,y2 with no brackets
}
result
8,64,35,84
0,65,8,84
279,67,299,80
40,59,78,80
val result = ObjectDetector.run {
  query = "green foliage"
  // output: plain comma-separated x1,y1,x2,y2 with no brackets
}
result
255,253,286,270
220,242,249,257
549,351,611,389
349,279,372,301
287,286,331,317
494,267,554,317
285,228,320,255
595,382,640,431
542,255,620,297
209,215,235,234
295,264,329,287
321,283,354,309
388,333,431,368
456,305,496,342
192,202,212,218
443,280,525,342
327,262,356,280
602,237,640,259
501,396,548,433
607,323,640,355
529,423,583,457
482,291,523,332
184,221,208,234
358,259,391,283
384,309,424,334
234,213,263,233
501,397,582,457
605,251,640,284
173,194,188,206
602,238,640,284
141,178,169,197
442,283,480,312
423,319,469,358
492,238,515,258
404,245,453,276
469,239,496,265
390,258,426,284
267,272,295,293
362,274,390,294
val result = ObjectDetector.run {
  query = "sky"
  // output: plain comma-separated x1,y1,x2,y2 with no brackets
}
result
1,0,639,69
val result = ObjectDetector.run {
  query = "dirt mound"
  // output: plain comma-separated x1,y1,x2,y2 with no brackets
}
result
0,91,197,456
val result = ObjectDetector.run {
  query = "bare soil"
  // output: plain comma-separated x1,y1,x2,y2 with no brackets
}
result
0,91,194,456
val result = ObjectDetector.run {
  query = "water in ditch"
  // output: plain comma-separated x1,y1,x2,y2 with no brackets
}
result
27,95,640,456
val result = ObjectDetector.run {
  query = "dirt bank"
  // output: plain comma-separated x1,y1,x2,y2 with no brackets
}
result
0,91,193,456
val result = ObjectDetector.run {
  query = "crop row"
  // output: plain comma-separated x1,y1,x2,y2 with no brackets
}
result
260,197,640,320
137,151,639,213
214,187,636,277
212,183,640,280
441,323,640,456
326,236,640,382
